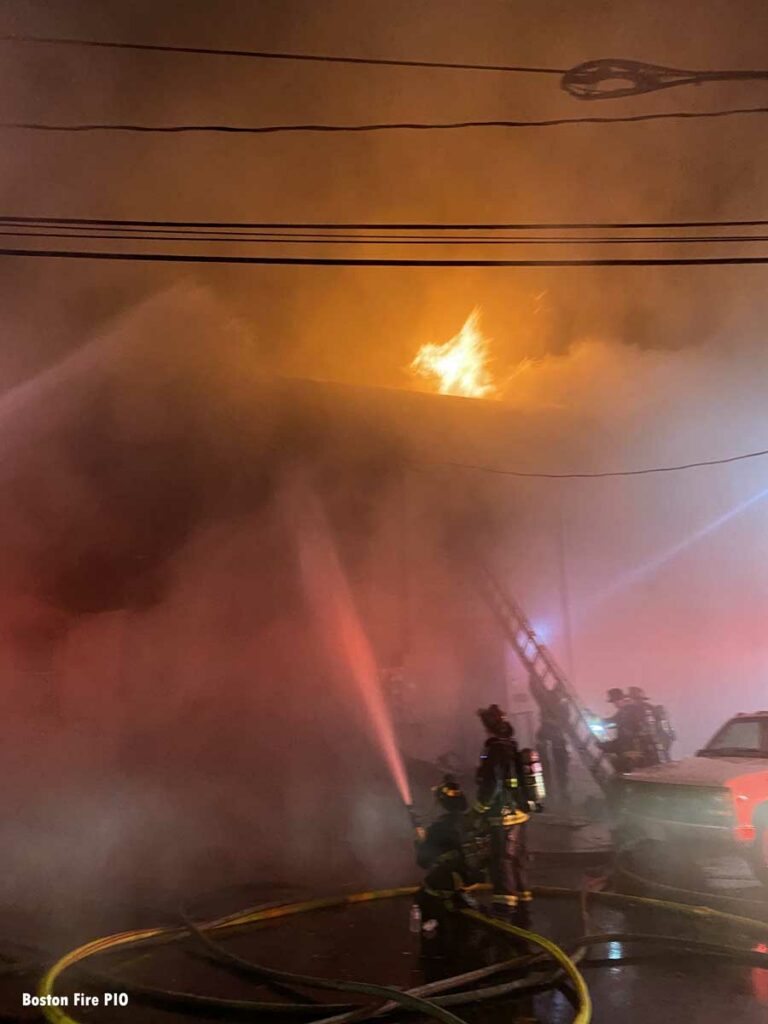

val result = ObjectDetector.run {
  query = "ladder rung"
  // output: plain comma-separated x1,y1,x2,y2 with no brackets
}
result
475,562,611,794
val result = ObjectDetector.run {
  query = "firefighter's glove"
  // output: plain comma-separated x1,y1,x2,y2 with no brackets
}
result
470,811,489,834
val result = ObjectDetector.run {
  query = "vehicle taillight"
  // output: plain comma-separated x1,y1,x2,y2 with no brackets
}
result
734,824,756,843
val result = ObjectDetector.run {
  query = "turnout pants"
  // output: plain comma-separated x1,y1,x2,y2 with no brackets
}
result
489,823,530,908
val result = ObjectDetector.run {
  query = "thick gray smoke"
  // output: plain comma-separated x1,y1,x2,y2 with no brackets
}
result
480,329,768,753
2,0,768,933
0,287,508,938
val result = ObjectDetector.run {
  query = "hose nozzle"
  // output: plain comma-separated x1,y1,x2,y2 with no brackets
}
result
406,804,425,842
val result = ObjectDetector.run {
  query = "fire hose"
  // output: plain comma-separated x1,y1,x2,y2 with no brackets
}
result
32,878,768,1024
614,842,768,911
36,887,589,1024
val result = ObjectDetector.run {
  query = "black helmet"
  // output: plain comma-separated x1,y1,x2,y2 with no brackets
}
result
606,688,625,704
434,774,468,812
477,704,514,738
628,686,647,700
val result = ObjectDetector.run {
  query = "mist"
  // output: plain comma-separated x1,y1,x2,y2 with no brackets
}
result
1,0,768,938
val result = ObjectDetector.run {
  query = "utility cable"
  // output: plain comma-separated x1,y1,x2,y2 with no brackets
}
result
5,105,768,133
5,228,768,246
7,246,768,266
7,35,768,103
418,444,768,480
563,57,768,100
5,215,768,230
0,33,565,76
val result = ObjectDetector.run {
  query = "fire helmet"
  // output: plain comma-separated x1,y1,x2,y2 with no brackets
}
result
606,687,625,704
628,686,647,701
477,704,514,738
433,774,468,812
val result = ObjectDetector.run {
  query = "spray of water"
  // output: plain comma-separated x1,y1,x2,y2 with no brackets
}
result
0,328,126,463
294,483,412,807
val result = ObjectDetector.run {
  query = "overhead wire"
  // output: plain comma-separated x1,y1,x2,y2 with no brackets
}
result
563,57,768,100
6,105,768,133
5,36,768,102
0,33,566,76
5,246,768,266
4,227,768,246
5,36,768,133
421,445,768,480
4,215,768,230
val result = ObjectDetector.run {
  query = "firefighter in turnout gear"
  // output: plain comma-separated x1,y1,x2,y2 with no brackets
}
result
474,704,543,916
628,686,675,763
599,688,660,772
412,775,483,955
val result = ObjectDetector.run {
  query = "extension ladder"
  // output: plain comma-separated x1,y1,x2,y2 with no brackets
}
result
473,560,613,794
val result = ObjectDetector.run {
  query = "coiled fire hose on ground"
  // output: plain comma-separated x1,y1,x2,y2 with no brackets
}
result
37,886,587,1024
34,881,768,1024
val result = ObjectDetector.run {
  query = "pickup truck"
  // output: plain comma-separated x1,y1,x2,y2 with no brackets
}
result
615,712,768,882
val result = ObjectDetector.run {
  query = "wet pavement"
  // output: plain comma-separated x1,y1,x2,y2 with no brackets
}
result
5,818,768,1023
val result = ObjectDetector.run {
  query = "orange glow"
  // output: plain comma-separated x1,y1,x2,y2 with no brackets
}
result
410,309,497,399
752,943,768,1005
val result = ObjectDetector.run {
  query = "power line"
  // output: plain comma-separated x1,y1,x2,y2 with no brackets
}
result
9,35,768,104
0,33,565,76
3,215,768,231
427,446,768,480
3,228,768,247
6,105,768,134
563,57,768,101
3,246,768,266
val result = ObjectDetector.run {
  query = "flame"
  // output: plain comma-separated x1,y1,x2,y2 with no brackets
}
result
410,309,497,399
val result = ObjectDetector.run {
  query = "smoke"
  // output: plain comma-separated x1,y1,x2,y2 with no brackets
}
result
479,327,768,754
3,0,768,932
0,285,468,937
3,268,766,936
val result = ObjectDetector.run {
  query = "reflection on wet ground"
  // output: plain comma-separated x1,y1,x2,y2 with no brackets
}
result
5,827,768,1023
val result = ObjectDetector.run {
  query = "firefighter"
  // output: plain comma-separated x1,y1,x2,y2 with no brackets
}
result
599,688,658,772
655,705,676,762
536,696,570,806
473,704,543,917
628,686,675,763
412,775,481,955
624,686,661,767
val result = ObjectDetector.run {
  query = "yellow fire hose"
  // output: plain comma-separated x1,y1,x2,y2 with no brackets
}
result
615,854,768,911
36,878,768,1024
459,906,592,1021
37,886,590,1024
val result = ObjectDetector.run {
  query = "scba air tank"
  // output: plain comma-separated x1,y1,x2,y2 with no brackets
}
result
520,748,546,806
